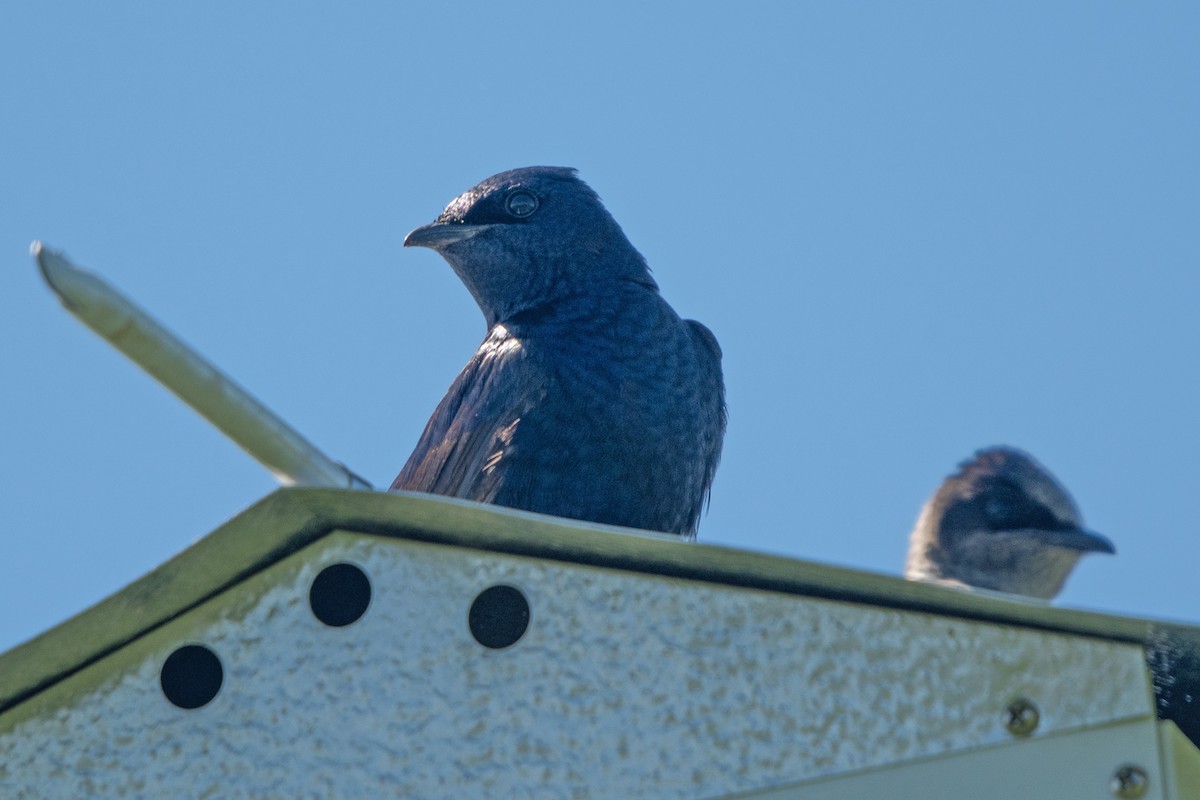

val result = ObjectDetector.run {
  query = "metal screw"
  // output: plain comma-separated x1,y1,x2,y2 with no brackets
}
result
1110,765,1148,798
1003,697,1039,737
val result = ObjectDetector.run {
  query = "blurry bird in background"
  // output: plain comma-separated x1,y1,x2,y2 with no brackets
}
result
905,447,1115,599
391,167,725,537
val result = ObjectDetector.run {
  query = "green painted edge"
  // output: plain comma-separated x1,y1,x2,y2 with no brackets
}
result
1162,720,1200,796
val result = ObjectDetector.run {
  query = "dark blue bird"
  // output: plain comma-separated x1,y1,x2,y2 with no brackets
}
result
905,447,1115,599
390,167,725,537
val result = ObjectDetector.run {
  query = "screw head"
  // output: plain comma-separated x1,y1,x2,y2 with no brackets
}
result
1003,697,1040,737
1110,765,1148,798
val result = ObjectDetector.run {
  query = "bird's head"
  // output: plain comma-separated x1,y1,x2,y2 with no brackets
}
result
905,447,1115,599
404,167,656,326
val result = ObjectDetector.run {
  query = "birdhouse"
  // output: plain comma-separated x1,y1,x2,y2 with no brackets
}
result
11,244,1199,797
1,488,1197,798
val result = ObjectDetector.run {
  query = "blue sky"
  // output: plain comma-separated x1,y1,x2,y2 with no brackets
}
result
2,3,1197,654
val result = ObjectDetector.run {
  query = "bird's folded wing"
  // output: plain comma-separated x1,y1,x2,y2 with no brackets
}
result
686,318,727,517
390,335,547,503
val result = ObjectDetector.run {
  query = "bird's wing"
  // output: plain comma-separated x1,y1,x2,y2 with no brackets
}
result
390,330,548,502
685,319,727,523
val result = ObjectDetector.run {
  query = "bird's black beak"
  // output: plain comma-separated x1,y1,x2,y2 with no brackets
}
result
1027,527,1117,555
403,222,496,249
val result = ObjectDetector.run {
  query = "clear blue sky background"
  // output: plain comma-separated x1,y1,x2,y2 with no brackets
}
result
1,3,1197,654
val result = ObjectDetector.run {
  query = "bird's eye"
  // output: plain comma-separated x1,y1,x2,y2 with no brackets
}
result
505,190,539,218
984,497,1013,526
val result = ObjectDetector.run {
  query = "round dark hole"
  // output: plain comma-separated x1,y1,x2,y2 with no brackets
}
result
160,644,223,709
468,584,530,649
309,563,372,627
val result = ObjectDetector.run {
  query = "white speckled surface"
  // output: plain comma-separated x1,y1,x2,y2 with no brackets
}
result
0,531,1152,798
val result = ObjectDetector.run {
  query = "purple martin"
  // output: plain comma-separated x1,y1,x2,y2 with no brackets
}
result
390,167,725,537
905,447,1115,599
